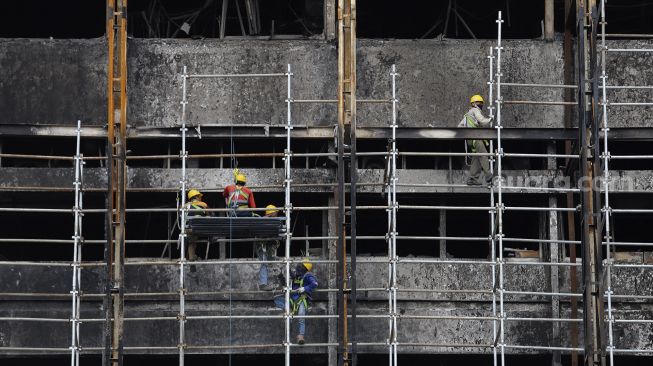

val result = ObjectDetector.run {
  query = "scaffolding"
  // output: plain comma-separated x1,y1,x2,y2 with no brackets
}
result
1,3,653,366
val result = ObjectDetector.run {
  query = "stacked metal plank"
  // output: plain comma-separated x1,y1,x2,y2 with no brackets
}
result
186,217,286,239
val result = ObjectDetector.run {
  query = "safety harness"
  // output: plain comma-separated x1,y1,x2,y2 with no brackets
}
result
290,274,311,315
226,186,250,217
464,113,490,153
186,200,208,216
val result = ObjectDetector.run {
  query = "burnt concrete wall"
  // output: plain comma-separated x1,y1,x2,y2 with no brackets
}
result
0,38,650,129
2,167,652,193
604,40,653,127
1,262,653,354
0,39,106,126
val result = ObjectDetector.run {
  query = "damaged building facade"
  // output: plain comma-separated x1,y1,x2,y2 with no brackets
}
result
1,1,653,365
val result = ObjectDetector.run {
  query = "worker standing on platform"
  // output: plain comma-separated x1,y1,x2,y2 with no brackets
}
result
185,189,208,261
223,171,256,217
459,95,494,185
273,259,318,345
256,204,281,291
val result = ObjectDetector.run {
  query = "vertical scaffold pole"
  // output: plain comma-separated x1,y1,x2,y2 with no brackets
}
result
599,1,615,364
494,11,506,366
386,108,392,366
284,63,293,366
178,66,189,366
487,46,498,366
70,120,83,366
390,64,398,366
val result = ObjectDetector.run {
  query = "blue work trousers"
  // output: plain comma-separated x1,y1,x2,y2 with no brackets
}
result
274,295,306,336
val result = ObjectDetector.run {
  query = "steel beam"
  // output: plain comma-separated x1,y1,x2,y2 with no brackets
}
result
104,1,128,366
578,2,606,365
337,0,357,364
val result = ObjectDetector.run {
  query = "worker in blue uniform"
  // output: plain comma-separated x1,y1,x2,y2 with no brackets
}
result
273,259,318,345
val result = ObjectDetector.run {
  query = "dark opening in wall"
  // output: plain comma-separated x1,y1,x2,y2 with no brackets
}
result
610,194,653,253
0,192,107,262
129,0,324,38
605,141,653,170
0,137,105,168
0,1,105,38
2,0,653,40
127,138,339,170
600,1,653,36
0,0,324,39
394,139,548,171
357,0,544,39
124,191,327,259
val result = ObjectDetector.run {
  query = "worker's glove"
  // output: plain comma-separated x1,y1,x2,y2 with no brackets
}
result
297,287,305,294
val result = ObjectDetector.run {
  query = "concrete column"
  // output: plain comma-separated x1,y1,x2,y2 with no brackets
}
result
545,0,555,40
324,0,336,40
439,209,447,258
327,196,338,366
550,195,562,366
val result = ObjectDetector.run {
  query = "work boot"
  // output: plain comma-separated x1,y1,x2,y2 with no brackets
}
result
297,335,305,345
466,179,482,186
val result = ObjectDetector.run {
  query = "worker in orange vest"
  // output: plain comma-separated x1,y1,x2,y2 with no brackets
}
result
223,172,256,217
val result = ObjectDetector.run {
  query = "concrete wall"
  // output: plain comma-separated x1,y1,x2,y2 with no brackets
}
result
0,39,106,126
1,262,653,354
0,38,650,129
1,167,652,193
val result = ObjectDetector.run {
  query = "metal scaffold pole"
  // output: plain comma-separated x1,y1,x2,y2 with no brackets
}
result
388,64,398,366
487,46,498,366
284,63,293,366
494,11,506,366
70,120,83,366
599,1,615,364
178,65,189,366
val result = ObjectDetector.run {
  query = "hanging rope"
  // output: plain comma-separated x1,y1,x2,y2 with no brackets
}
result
228,124,234,366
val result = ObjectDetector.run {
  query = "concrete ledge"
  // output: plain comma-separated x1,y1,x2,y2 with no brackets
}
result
0,167,652,193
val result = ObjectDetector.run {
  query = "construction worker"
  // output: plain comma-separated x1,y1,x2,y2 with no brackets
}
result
223,172,256,217
256,204,281,290
459,94,494,185
273,259,318,345
185,189,208,261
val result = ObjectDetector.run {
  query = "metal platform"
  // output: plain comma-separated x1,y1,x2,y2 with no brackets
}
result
186,216,286,239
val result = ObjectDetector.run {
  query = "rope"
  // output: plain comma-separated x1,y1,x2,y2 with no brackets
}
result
228,124,234,366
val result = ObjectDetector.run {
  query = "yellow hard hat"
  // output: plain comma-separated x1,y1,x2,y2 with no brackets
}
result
265,204,278,216
302,259,313,272
470,95,485,105
235,173,247,184
187,189,202,200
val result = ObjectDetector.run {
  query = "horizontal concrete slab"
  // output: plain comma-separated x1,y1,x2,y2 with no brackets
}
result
0,167,651,194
